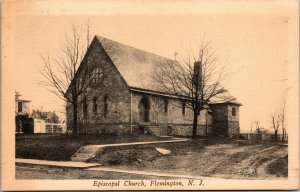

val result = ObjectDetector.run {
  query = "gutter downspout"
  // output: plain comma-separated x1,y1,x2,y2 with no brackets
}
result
130,91,133,134
206,109,208,135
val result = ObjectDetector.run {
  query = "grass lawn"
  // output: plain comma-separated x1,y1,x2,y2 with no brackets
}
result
16,134,173,161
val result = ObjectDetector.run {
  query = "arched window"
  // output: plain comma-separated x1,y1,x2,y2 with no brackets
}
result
182,102,186,116
103,95,108,117
164,98,169,114
93,96,98,113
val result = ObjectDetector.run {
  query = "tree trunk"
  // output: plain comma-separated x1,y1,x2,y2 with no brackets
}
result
282,129,285,142
274,129,278,142
72,102,78,135
192,111,199,138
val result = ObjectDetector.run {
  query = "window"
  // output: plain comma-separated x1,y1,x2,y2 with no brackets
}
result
164,98,168,113
83,97,88,117
103,95,108,117
93,96,98,112
182,102,186,115
18,102,22,112
232,107,236,116
91,67,103,85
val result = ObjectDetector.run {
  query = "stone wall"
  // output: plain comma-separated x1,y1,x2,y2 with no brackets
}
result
78,123,130,135
131,92,212,136
210,103,240,137
227,104,240,137
171,124,211,136
210,104,228,136
66,38,131,134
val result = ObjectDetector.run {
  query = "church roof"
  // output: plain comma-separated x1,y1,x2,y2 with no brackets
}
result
96,35,175,92
96,35,241,105
208,90,242,106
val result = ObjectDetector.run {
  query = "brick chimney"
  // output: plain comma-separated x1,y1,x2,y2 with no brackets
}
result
192,61,202,86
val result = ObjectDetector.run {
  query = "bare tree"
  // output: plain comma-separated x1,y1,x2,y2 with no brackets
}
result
271,113,280,141
279,97,287,142
152,38,232,138
39,23,92,135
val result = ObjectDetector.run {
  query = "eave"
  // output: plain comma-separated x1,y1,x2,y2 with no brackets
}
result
130,86,242,106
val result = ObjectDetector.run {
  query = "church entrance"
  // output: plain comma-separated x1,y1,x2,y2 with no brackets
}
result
139,97,150,122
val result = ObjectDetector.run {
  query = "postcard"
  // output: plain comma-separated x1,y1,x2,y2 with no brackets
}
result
1,0,299,190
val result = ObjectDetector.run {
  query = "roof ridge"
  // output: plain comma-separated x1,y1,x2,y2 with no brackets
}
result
96,35,177,62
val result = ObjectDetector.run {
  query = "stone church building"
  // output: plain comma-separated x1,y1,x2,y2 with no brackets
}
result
66,36,242,137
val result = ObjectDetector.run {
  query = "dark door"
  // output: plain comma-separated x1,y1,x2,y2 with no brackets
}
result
139,97,150,122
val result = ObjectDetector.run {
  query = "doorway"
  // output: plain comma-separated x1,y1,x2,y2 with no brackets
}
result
139,97,150,122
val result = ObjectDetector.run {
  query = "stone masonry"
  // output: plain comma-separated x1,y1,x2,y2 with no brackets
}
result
66,36,241,137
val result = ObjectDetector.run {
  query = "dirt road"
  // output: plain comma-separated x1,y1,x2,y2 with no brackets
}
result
16,142,288,180
110,143,288,179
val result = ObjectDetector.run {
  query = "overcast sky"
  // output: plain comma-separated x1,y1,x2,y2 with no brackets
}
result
9,0,298,133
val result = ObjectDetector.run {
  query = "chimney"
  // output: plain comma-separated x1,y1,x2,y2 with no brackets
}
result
192,61,202,86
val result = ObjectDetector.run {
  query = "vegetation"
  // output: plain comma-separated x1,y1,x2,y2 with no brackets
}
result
40,23,92,135
153,38,232,137
271,113,280,141
16,134,172,161
31,110,60,123
267,155,288,177
270,96,287,142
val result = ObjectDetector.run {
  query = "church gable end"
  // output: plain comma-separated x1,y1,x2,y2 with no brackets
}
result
67,37,131,134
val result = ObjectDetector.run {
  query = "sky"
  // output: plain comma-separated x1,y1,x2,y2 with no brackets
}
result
9,0,298,133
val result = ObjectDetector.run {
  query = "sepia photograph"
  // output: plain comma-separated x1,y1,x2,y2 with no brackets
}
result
1,0,299,190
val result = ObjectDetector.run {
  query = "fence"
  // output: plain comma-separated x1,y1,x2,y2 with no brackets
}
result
45,123,65,133
240,133,288,142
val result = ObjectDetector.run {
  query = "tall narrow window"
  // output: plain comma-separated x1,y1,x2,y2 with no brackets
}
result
83,97,88,117
18,102,22,113
93,96,98,113
232,107,236,116
182,102,186,116
164,98,168,113
103,95,108,117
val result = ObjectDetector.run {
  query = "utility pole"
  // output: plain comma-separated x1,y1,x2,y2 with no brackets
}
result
174,51,178,61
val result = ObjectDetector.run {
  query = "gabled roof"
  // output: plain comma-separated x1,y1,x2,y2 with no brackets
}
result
208,90,242,106
97,36,176,92
96,35,241,105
